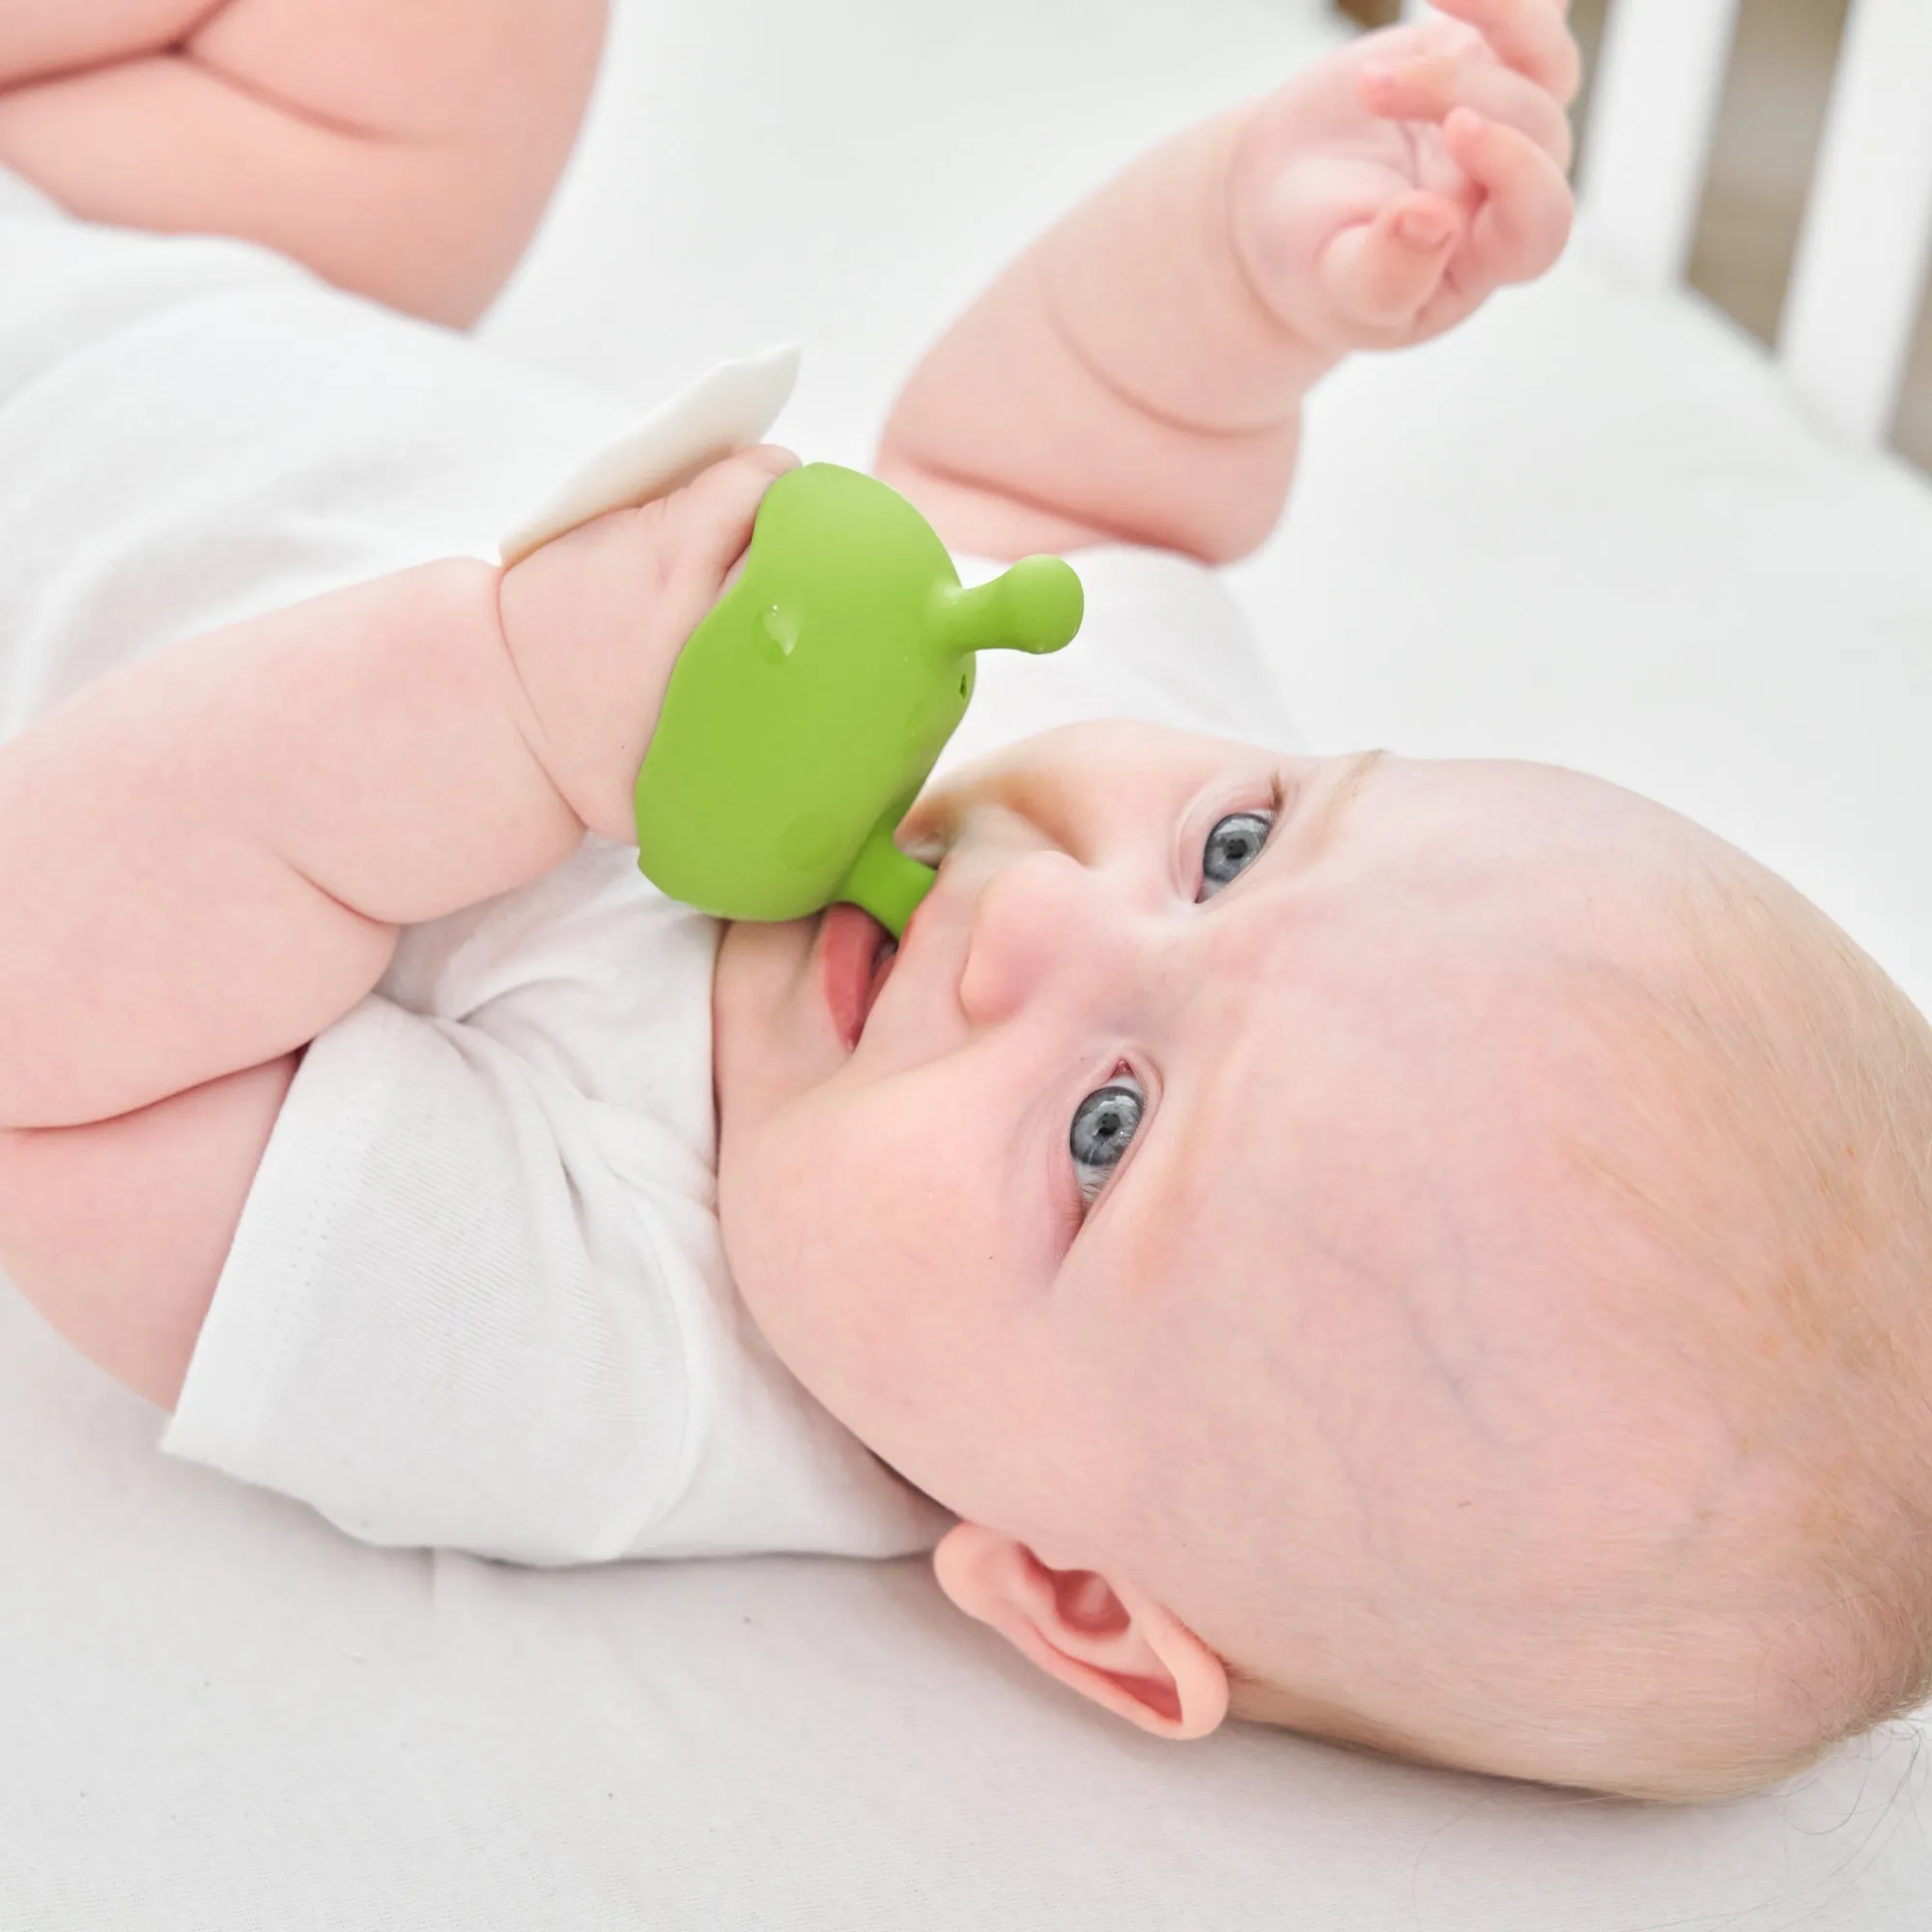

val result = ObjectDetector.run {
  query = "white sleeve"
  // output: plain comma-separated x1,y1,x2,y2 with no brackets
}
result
161,996,698,1566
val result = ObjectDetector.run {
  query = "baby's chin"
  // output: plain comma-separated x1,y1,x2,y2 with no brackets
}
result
711,915,834,1119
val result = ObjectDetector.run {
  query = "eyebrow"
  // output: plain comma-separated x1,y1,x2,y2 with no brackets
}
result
1279,747,1387,870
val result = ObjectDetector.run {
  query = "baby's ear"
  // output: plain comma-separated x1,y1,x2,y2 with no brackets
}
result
932,1522,1229,1740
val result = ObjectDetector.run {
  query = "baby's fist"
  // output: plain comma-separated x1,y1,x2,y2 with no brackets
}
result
1231,0,1577,353
497,446,797,844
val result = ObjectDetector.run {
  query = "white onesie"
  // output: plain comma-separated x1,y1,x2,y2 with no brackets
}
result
0,170,1297,1565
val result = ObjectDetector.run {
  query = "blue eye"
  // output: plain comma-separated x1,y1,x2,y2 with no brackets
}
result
1069,1076,1145,1206
1200,810,1272,898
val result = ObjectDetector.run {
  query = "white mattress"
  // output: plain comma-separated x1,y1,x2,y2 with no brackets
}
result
9,2,1932,1925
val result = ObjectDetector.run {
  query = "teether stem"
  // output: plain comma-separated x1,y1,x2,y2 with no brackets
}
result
839,826,937,940
935,554,1084,658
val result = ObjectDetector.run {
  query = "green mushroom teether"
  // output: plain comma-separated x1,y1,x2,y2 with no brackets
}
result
500,347,1082,939
635,463,1080,936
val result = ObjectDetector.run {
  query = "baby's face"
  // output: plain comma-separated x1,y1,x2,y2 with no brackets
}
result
713,723,1745,1756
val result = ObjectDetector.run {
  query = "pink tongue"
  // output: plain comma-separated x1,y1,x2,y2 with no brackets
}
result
822,902,892,1050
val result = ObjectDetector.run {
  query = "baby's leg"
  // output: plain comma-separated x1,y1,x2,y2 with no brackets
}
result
0,0,607,324
0,4,215,86
0,1059,295,1406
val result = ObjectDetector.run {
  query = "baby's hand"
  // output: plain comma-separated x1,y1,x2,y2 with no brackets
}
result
1231,0,1578,354
497,446,798,845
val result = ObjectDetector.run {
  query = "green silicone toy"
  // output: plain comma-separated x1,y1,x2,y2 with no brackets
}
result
633,462,1083,937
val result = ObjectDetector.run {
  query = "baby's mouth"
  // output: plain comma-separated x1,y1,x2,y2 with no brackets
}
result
820,902,897,1050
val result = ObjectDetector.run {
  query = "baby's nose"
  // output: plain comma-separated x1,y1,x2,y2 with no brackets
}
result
957,846,1132,1027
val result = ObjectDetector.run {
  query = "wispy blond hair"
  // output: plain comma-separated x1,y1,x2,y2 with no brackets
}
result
1233,849,1932,1802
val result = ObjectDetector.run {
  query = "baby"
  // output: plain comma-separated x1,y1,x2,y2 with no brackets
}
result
5,0,1932,1806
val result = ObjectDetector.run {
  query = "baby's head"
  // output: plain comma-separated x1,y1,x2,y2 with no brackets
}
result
711,721,1932,1800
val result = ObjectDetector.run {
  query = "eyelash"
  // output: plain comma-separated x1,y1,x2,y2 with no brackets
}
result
1070,1065,1143,1199
1195,781,1282,901
1064,1061,1147,1237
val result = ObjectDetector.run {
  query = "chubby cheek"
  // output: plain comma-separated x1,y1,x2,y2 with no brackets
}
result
721,1082,881,1308
717,1065,1040,1479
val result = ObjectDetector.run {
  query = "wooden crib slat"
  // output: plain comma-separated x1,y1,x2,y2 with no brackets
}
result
1778,0,1932,448
1576,0,1742,290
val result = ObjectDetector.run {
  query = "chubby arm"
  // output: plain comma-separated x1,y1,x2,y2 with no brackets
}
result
0,0,608,325
877,0,1577,562
0,449,790,1404
0,562,564,1133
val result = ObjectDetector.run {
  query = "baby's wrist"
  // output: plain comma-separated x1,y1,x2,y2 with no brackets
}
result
495,513,678,847
1040,105,1336,441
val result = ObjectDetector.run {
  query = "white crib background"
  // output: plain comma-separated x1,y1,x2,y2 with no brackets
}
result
1394,0,1932,464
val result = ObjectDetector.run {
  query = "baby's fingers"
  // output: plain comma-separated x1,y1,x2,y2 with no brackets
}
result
655,444,799,606
1445,107,1572,288
1426,0,1582,105
1318,192,1464,336
1361,50,1572,171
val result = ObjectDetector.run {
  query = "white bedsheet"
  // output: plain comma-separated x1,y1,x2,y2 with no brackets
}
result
9,1,1932,1925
